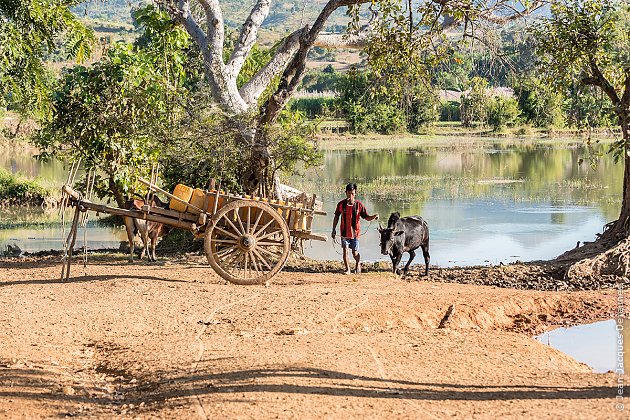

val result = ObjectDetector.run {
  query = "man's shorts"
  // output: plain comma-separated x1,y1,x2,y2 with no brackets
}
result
340,237,359,251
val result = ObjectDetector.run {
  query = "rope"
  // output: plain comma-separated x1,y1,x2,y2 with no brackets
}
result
331,219,376,256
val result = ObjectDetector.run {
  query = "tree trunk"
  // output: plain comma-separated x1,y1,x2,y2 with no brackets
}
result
109,177,127,208
609,125,630,238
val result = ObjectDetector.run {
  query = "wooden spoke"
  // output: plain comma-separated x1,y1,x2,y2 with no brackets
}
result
249,251,261,275
225,251,245,274
213,225,240,240
223,210,243,236
250,207,264,235
257,240,286,247
253,218,276,238
257,245,284,260
205,200,290,285
246,206,251,234
212,238,239,245
214,245,238,260
252,248,272,270
235,207,246,235
243,252,249,279
218,249,240,266
256,229,284,242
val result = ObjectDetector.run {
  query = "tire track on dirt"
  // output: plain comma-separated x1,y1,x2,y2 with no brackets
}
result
190,291,262,419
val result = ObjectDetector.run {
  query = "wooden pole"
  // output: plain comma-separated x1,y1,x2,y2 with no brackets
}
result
62,185,197,230
62,205,80,281
137,178,206,215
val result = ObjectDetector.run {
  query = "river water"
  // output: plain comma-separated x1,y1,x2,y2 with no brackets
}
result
0,137,623,267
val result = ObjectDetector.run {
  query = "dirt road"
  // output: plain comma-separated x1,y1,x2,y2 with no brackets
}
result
0,255,626,419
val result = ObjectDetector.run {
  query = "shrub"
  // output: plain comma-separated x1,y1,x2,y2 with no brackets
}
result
460,77,490,127
515,77,565,128
0,168,52,206
288,97,337,119
439,101,461,122
365,103,407,134
487,96,520,131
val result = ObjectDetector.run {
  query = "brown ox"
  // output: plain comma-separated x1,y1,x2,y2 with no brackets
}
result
123,195,170,262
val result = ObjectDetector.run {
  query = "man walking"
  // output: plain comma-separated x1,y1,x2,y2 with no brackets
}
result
331,183,378,274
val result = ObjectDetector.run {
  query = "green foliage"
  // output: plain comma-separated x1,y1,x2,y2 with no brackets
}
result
160,96,323,194
337,67,438,134
535,0,627,87
0,0,94,118
364,103,407,134
487,96,521,131
460,77,490,127
268,110,323,178
440,101,461,122
534,0,629,162
34,7,192,205
133,5,194,88
288,97,337,119
300,65,342,92
159,94,246,194
407,92,440,132
564,85,617,128
515,76,565,128
432,52,472,91
0,167,51,206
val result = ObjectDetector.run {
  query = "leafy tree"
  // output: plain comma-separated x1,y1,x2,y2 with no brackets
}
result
460,77,490,127
564,84,617,128
35,6,190,206
433,52,473,91
515,76,565,128
0,0,93,119
336,66,436,134
155,0,545,194
487,96,520,131
288,97,337,119
159,96,246,194
300,65,342,92
534,0,630,275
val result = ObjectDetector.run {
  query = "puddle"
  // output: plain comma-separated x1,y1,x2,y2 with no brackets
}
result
535,320,626,373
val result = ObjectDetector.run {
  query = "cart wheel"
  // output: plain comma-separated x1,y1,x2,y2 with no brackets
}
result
205,200,290,285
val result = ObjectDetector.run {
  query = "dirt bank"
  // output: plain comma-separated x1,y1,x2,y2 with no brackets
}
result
0,255,627,419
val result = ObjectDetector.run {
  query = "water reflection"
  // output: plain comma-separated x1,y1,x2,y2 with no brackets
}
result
0,138,623,266
292,138,622,267
0,207,127,254
535,320,619,373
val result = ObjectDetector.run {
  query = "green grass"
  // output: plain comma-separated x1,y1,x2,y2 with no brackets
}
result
0,167,54,207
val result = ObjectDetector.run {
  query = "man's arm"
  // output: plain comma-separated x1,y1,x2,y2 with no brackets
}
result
331,213,339,239
359,202,378,222
365,213,379,221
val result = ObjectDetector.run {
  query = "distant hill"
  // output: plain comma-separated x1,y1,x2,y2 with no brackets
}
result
74,0,353,44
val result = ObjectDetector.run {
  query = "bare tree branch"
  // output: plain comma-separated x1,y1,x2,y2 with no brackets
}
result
226,0,271,77
171,0,208,51
260,0,372,125
198,0,225,63
239,28,304,107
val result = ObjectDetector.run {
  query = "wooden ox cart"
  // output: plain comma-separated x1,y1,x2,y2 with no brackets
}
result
60,178,327,285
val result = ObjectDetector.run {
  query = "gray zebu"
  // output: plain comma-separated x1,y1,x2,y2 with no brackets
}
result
378,212,430,276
